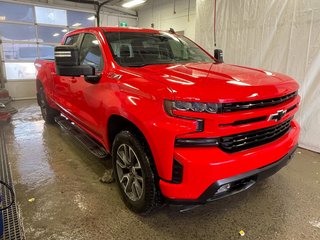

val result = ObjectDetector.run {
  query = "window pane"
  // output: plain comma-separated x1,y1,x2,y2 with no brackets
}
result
38,26,65,43
80,34,103,72
67,11,95,28
35,6,67,26
2,43,37,60
38,45,54,59
5,62,36,80
65,34,79,45
0,23,36,41
0,2,34,22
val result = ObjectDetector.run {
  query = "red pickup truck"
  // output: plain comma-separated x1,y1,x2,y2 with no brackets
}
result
35,27,300,214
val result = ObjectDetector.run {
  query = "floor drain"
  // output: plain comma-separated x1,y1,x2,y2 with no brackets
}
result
0,128,24,240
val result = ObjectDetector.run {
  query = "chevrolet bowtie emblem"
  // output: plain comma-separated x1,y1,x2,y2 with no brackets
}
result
268,109,287,122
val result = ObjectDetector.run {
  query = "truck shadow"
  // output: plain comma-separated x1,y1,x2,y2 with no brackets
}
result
137,176,289,239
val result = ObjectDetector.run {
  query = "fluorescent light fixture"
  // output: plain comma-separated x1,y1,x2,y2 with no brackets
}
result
87,16,95,21
72,23,81,27
53,33,60,37
62,29,68,33
122,0,146,8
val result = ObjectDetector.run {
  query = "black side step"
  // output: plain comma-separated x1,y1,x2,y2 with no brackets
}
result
55,116,108,158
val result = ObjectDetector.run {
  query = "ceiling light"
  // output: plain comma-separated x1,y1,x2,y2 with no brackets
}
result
53,33,60,37
122,0,146,8
72,23,81,27
87,16,95,21
61,29,68,33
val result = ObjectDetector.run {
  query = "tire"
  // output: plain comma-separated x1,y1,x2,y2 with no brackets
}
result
112,131,157,214
38,85,60,124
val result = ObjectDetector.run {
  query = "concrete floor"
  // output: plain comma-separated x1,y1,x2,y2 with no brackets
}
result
3,100,320,240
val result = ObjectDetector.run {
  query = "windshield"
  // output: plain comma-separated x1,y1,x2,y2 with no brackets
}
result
104,31,214,67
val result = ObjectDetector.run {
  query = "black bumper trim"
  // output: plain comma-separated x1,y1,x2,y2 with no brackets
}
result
167,145,298,205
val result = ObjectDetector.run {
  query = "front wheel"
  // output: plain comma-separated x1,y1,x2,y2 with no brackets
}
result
38,85,60,124
112,131,157,214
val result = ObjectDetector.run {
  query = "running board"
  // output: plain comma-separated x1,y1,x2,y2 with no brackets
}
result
55,116,108,158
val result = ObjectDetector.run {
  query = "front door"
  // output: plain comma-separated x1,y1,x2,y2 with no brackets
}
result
69,33,106,138
53,34,80,114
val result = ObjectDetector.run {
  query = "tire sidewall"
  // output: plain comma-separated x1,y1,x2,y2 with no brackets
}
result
39,86,48,119
112,131,156,214
38,85,59,123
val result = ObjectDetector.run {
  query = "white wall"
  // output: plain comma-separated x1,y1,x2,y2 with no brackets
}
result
138,0,196,40
196,0,320,153
100,12,138,27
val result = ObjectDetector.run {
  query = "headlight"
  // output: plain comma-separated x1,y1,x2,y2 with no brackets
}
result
164,100,219,116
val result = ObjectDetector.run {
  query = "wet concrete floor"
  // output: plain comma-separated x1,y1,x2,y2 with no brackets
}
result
3,100,320,240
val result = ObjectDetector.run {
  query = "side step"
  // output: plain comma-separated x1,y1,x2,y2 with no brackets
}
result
55,116,108,158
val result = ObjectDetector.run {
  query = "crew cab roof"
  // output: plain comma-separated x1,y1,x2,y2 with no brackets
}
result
102,27,161,33
67,27,161,35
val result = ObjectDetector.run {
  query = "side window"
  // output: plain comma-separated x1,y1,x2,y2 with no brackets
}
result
79,34,104,72
64,34,79,45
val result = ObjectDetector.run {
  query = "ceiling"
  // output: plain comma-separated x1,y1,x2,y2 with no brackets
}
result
97,0,148,10
64,0,147,15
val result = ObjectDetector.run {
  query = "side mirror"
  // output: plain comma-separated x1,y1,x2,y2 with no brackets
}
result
214,49,224,63
85,74,101,84
55,45,95,77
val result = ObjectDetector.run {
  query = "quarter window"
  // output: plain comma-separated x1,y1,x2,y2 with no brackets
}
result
64,34,79,45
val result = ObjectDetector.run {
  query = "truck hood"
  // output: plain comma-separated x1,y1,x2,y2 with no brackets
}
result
123,63,299,103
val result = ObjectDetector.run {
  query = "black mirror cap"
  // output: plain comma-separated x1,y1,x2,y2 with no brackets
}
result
55,45,79,66
214,49,224,63
85,74,102,84
56,65,95,77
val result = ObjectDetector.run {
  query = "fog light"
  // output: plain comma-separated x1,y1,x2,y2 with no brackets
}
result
216,183,231,194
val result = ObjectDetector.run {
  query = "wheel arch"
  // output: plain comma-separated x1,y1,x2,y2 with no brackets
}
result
107,114,159,177
107,115,148,150
36,79,42,91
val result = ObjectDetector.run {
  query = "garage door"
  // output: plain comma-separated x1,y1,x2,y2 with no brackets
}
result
0,1,95,99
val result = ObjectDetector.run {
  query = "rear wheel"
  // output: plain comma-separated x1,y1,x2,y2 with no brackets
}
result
112,131,157,214
38,85,59,124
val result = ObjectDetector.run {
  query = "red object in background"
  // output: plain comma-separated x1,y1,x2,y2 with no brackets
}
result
0,89,9,99
0,113,11,123
35,27,300,203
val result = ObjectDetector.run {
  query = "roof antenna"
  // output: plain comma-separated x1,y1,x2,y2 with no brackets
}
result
169,28,176,34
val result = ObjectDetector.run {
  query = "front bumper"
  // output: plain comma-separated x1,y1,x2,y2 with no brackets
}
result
168,145,297,205
159,120,300,202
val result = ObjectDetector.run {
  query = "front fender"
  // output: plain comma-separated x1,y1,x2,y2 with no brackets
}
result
103,76,179,180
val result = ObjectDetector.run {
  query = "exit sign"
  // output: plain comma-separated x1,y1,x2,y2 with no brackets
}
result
120,22,128,27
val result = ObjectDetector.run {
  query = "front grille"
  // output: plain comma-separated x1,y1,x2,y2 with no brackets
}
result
221,91,297,113
220,118,292,152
